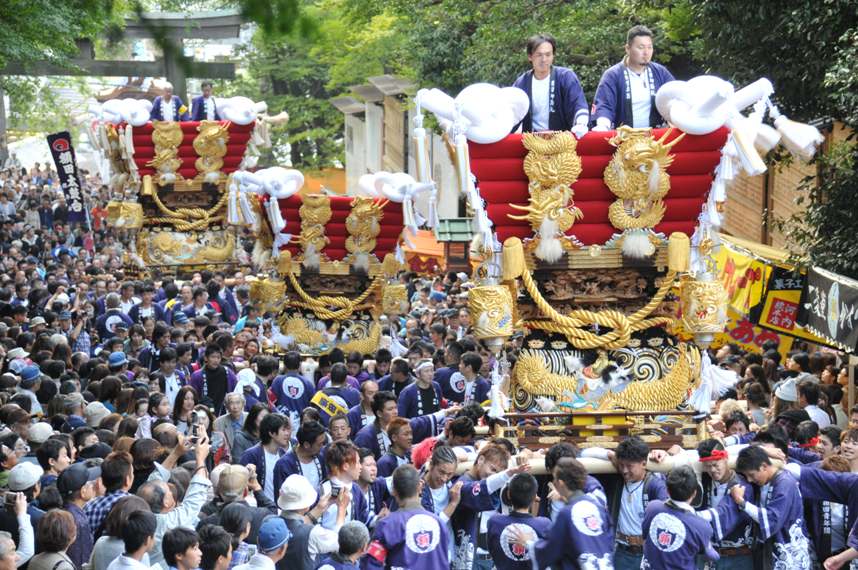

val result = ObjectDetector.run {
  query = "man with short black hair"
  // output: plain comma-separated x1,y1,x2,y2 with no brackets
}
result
106,510,157,570
273,420,328,493
35,438,71,488
588,436,668,570
314,363,361,425
730,446,811,569
446,352,489,405
191,81,221,122
798,380,830,427
508,458,613,569
271,351,315,429
240,413,292,502
366,465,450,569
376,359,412,398
353,391,451,459
198,525,232,570
642,465,718,568
592,25,675,130
189,344,237,414
487,473,551,570
162,528,201,570
512,33,589,136
84,451,133,536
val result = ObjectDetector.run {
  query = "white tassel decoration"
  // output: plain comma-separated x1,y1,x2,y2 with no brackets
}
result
302,244,320,270
621,230,656,258
774,115,824,161
535,217,563,263
266,199,286,233
238,191,257,227
227,184,241,225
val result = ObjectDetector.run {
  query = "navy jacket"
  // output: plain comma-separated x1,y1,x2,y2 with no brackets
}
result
512,66,589,132
190,95,221,121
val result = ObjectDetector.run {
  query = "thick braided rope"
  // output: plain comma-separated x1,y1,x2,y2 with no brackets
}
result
519,269,677,350
286,271,382,321
149,185,228,230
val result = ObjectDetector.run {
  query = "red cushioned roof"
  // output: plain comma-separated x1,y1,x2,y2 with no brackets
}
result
469,128,729,245
128,121,255,179
273,194,405,262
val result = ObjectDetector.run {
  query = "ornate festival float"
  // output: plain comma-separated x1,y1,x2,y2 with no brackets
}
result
409,76,824,449
88,74,824,450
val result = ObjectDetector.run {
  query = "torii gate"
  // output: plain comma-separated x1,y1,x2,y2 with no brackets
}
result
0,9,242,163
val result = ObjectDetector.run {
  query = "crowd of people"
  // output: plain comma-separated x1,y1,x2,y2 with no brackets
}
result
0,156,856,570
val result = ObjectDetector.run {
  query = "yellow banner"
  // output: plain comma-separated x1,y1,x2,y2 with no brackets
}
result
714,307,794,359
714,242,771,315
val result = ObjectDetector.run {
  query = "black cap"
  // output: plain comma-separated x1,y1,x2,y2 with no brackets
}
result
57,462,101,497
78,442,112,461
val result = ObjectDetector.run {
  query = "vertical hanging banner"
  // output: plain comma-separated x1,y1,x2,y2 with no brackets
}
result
797,266,858,353
754,266,833,346
46,132,87,223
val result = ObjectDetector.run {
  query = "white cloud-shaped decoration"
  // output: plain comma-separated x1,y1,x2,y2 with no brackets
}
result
91,99,152,126
417,83,529,144
216,97,268,125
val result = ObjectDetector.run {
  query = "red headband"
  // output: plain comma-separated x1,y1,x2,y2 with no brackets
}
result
699,449,728,462
799,437,820,449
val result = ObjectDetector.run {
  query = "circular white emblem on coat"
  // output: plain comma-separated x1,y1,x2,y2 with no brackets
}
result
649,512,687,552
450,373,465,393
500,524,533,561
317,566,334,570
571,500,604,537
405,513,441,553
282,377,305,399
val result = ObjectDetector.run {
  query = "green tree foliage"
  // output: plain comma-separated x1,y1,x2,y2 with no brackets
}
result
0,0,119,69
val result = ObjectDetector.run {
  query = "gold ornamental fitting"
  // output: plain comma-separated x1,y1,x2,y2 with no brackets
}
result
469,284,514,340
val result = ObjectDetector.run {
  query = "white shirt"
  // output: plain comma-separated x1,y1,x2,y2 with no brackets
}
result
263,449,279,501
531,75,551,131
430,484,455,560
627,67,652,128
320,477,354,530
204,97,216,120
805,404,831,428
300,458,322,491
618,479,646,537
233,553,275,570
164,373,182,408
161,98,176,122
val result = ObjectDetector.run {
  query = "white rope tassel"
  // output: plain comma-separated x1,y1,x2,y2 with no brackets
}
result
266,198,286,233
227,182,241,225
238,188,258,227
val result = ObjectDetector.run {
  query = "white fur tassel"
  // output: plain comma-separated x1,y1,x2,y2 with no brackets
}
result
535,217,563,263
353,252,370,274
302,244,320,270
621,230,656,258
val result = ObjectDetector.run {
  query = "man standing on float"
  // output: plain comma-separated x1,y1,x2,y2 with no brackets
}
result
591,25,675,130
512,33,590,137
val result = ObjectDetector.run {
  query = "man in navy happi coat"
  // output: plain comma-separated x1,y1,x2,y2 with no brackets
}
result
190,81,221,122
591,25,674,131
512,33,589,137
508,457,614,570
729,445,812,570
642,466,719,570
